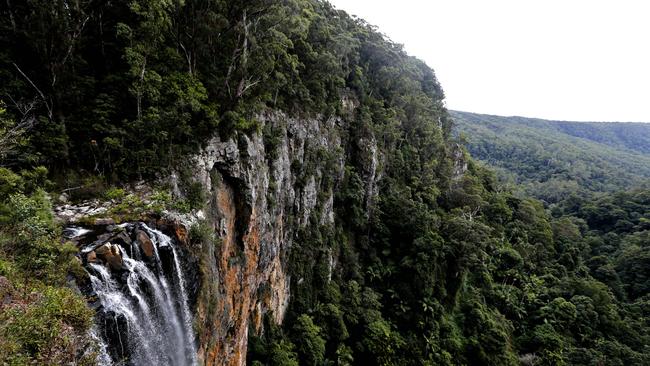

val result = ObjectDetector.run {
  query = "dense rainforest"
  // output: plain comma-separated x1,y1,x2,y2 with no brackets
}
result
1,1,650,365
452,110,650,203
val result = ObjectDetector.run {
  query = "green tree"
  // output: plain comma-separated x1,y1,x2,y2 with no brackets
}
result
291,314,326,366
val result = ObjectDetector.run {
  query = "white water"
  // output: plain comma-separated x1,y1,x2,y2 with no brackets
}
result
63,226,92,239
142,224,198,364
88,327,113,366
87,224,197,365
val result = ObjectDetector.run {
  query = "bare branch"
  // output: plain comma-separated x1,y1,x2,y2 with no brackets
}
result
58,14,91,85
12,63,53,121
6,0,16,32
0,105,36,165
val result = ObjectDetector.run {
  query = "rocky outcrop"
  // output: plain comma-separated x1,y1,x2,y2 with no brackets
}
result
94,243,123,272
55,201,110,223
452,142,469,180
187,112,347,366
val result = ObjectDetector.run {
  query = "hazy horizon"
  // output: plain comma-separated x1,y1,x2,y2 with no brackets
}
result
328,0,650,123
449,109,650,124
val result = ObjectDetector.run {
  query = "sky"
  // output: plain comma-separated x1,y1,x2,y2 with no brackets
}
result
327,0,650,122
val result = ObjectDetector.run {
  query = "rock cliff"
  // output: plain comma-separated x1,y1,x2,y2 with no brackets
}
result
185,112,357,365
56,110,448,366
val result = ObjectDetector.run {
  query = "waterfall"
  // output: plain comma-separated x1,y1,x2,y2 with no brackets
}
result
81,222,197,366
63,226,92,239
87,326,113,366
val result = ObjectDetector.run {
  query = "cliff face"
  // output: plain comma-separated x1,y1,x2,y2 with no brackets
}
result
52,110,385,366
185,112,369,365
53,107,452,366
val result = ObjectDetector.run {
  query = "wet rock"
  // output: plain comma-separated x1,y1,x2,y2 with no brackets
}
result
120,271,130,283
87,250,98,263
136,230,154,258
111,231,132,247
95,233,113,244
100,310,131,362
95,243,123,271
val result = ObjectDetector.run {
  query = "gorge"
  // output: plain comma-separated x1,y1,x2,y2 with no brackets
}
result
2,1,650,365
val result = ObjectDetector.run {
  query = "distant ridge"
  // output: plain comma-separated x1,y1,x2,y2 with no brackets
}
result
451,110,650,203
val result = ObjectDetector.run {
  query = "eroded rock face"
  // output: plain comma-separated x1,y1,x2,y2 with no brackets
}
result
451,143,468,180
188,112,349,366
174,224,189,246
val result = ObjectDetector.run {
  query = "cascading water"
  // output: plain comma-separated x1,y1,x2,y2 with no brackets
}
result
88,326,113,366
73,222,197,366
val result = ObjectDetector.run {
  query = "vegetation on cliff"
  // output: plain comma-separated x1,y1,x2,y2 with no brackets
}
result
0,165,95,364
1,1,650,366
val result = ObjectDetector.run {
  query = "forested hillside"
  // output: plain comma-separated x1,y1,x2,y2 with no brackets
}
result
551,121,650,155
452,110,650,203
1,1,650,366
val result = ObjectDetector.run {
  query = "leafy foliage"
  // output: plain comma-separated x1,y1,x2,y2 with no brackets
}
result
0,167,95,364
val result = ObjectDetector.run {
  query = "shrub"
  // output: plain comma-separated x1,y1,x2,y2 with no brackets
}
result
104,187,126,200
0,286,94,365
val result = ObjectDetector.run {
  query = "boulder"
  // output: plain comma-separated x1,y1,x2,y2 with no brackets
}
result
95,243,123,271
95,217,116,226
136,230,154,258
87,250,97,263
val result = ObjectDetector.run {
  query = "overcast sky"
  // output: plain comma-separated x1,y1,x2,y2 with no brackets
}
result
327,0,650,122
